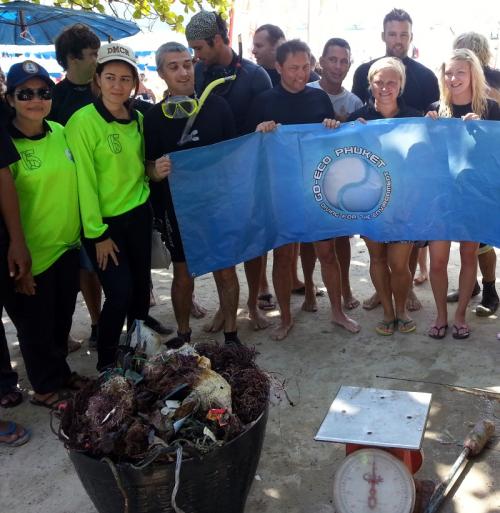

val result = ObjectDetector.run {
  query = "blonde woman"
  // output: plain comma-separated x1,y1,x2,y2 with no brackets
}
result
347,57,422,336
426,49,500,339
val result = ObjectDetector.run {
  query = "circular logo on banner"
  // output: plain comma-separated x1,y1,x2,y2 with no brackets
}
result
312,146,392,220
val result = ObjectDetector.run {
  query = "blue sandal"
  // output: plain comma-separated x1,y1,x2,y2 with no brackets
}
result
0,421,31,447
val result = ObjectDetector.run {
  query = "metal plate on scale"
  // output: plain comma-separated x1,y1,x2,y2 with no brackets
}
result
315,386,432,450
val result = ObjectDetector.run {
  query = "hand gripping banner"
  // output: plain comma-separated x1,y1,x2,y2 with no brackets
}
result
169,118,500,277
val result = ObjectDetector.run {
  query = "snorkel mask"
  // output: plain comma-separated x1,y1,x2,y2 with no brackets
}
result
162,95,199,119
160,74,236,144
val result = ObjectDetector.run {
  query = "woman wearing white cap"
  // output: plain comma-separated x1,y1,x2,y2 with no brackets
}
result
66,43,152,371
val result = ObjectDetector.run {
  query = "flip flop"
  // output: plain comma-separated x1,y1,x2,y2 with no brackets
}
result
428,324,448,339
452,324,470,339
0,421,31,447
30,390,71,411
0,388,23,408
375,319,395,336
257,293,276,311
291,286,325,297
397,318,417,334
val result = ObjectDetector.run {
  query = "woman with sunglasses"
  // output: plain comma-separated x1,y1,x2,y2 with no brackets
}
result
5,61,82,409
66,44,151,371
347,57,422,336
426,49,500,340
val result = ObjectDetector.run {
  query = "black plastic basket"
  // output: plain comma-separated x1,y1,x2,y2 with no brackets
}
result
69,405,268,513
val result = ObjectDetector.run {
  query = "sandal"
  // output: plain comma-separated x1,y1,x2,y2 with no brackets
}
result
258,293,276,311
291,286,325,297
0,387,23,408
397,318,416,334
375,319,395,336
30,390,72,411
64,371,91,391
428,324,448,340
452,324,470,339
0,421,31,447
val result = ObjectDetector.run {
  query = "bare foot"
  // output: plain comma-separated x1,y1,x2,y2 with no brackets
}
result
191,296,207,319
343,295,360,310
248,306,271,330
203,308,224,332
301,299,318,312
362,292,380,310
271,321,294,341
413,273,428,285
332,313,361,333
406,289,422,311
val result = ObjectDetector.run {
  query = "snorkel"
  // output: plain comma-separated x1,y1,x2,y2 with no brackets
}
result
177,74,236,146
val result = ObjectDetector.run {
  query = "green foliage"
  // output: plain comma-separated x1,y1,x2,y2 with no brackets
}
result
25,0,233,31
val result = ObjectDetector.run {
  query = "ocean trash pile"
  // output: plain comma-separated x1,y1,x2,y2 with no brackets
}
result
58,343,269,463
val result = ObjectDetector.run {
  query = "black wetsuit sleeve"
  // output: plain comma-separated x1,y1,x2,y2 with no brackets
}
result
421,70,440,112
243,92,267,134
352,63,370,104
0,126,19,168
346,106,366,122
486,99,500,120
143,110,158,161
220,100,237,140
251,66,273,98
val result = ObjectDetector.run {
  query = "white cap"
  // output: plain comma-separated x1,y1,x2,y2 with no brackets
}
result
97,43,137,68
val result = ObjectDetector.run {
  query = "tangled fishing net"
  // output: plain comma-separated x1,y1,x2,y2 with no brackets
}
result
58,343,269,463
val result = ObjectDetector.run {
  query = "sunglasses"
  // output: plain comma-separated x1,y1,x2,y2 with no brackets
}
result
15,87,52,101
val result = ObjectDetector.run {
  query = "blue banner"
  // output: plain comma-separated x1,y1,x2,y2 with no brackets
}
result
169,118,500,277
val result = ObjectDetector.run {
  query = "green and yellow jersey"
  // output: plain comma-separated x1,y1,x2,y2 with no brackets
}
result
65,100,150,240
9,120,80,276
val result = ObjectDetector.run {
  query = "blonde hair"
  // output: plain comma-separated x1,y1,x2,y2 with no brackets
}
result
368,57,406,95
438,49,488,118
453,32,491,68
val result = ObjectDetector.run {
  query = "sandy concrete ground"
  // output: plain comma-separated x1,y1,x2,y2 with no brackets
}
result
1,238,499,513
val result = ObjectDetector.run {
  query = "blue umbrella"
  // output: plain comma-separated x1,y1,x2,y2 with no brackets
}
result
0,1,140,45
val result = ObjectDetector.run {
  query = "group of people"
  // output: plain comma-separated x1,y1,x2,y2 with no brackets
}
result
1,7,499,447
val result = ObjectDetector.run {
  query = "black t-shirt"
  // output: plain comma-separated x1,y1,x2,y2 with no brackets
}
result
0,124,20,246
144,94,236,218
49,78,95,125
352,56,439,113
264,67,320,87
428,99,500,120
194,52,272,135
246,84,335,130
347,98,423,121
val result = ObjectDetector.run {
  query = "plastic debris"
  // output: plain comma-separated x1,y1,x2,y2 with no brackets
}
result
58,343,269,463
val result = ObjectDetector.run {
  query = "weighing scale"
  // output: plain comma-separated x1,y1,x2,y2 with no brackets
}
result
315,386,432,513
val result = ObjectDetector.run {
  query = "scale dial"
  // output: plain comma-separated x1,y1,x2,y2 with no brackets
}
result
333,448,415,513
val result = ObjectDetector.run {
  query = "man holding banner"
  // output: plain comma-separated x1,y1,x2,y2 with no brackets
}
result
186,10,273,332
144,42,242,347
247,40,360,341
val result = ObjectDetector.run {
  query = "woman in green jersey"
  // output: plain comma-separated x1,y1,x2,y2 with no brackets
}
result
66,43,152,371
5,61,82,410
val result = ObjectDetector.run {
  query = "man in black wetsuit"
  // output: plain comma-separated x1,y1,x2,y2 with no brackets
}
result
144,42,242,347
351,8,440,313
352,8,439,112
247,39,360,341
185,10,273,332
